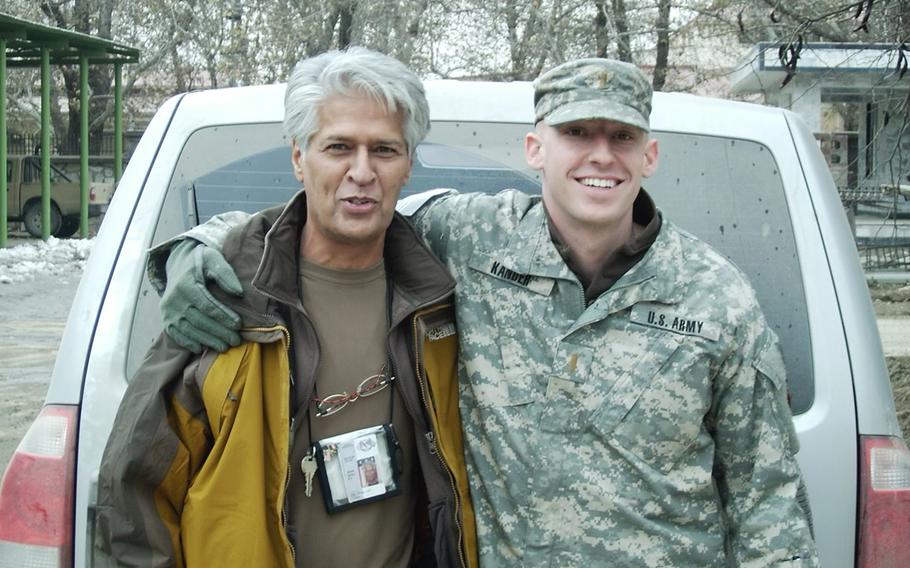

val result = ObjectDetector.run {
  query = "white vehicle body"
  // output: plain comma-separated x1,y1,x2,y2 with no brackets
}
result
1,81,906,567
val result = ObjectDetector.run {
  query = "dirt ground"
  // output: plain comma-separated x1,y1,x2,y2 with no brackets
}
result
0,254,909,474
0,260,81,473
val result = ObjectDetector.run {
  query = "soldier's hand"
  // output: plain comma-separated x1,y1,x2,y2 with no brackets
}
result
160,239,243,353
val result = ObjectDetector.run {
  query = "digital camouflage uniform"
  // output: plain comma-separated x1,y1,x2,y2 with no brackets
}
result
405,188,819,567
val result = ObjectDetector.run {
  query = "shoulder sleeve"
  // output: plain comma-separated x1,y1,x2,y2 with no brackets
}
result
711,305,820,566
400,189,464,261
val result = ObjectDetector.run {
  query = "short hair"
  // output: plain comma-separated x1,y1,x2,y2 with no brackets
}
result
283,47,430,157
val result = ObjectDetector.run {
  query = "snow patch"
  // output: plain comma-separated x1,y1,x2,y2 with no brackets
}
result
0,238,93,284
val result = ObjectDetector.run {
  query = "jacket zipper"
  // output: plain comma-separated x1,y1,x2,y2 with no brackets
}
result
411,308,467,568
284,421,296,563
281,327,296,564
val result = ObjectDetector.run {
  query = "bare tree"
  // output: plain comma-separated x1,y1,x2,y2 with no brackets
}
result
652,0,671,89
592,0,633,61
612,0,634,62
38,0,115,153
3,0,903,157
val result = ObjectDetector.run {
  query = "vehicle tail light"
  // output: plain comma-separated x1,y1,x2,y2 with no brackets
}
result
857,435,910,567
0,405,78,568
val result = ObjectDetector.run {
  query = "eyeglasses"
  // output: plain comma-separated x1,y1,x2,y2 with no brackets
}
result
312,367,394,417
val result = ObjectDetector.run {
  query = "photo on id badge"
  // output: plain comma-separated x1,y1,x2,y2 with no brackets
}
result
314,424,401,513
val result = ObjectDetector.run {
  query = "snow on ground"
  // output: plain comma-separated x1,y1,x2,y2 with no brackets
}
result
0,237,93,284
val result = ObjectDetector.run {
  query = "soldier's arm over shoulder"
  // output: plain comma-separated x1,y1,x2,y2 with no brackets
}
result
400,188,536,263
712,304,820,567
397,188,463,260
147,211,251,293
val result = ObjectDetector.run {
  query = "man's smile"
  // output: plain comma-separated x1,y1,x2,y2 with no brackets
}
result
577,177,620,189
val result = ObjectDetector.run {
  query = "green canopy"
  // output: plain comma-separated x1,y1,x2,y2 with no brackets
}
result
1,12,139,243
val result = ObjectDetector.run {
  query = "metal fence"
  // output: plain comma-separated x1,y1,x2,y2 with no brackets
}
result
7,132,118,156
840,185,910,272
858,243,910,271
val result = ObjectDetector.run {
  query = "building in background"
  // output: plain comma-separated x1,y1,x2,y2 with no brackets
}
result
731,42,910,272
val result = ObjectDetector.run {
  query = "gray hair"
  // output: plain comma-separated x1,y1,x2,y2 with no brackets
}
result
283,47,430,157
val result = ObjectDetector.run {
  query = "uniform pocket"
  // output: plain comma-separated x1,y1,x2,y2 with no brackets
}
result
591,342,711,474
461,253,551,408
753,335,800,454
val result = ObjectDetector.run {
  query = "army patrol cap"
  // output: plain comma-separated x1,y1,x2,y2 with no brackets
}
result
533,58,652,132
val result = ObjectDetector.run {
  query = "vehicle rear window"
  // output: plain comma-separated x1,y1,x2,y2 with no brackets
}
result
647,133,812,413
129,122,812,413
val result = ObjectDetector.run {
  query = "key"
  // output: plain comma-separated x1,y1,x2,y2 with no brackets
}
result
301,454,317,498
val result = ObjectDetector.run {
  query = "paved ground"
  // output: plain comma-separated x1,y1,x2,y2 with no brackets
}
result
878,318,910,357
0,231,88,475
0,267,81,475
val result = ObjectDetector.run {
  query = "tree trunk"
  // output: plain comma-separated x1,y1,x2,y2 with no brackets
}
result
38,0,116,154
612,0,632,62
338,2,355,48
505,0,522,75
313,7,340,55
502,0,544,80
652,0,671,91
901,0,910,40
400,0,429,65
594,0,609,58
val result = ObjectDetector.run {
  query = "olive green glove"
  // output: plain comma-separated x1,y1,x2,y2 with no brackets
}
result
160,239,244,353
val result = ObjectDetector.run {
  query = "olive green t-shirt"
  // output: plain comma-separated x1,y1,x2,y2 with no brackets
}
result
288,259,416,568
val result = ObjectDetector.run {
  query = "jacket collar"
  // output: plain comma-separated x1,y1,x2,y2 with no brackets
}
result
250,189,455,324
597,219,688,304
563,220,689,329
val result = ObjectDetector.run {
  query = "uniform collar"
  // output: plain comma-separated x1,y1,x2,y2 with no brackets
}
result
561,220,688,329
596,219,688,307
547,189,663,301
502,190,673,291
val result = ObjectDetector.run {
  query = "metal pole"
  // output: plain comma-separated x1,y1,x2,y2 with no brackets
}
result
41,47,51,240
114,63,122,182
1,38,8,248
80,55,89,238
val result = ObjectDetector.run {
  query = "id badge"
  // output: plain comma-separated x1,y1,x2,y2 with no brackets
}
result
312,424,401,514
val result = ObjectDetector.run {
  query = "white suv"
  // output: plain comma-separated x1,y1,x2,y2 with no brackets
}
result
1,81,908,567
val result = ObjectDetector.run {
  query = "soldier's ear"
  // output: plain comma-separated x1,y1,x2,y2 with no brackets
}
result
642,138,659,178
525,128,545,170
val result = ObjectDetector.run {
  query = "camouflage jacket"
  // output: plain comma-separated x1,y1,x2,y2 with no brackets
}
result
406,188,819,567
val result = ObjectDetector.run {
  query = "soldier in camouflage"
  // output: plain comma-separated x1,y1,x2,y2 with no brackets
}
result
155,58,820,566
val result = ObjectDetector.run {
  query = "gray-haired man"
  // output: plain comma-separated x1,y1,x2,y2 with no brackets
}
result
154,58,819,566
96,47,477,567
